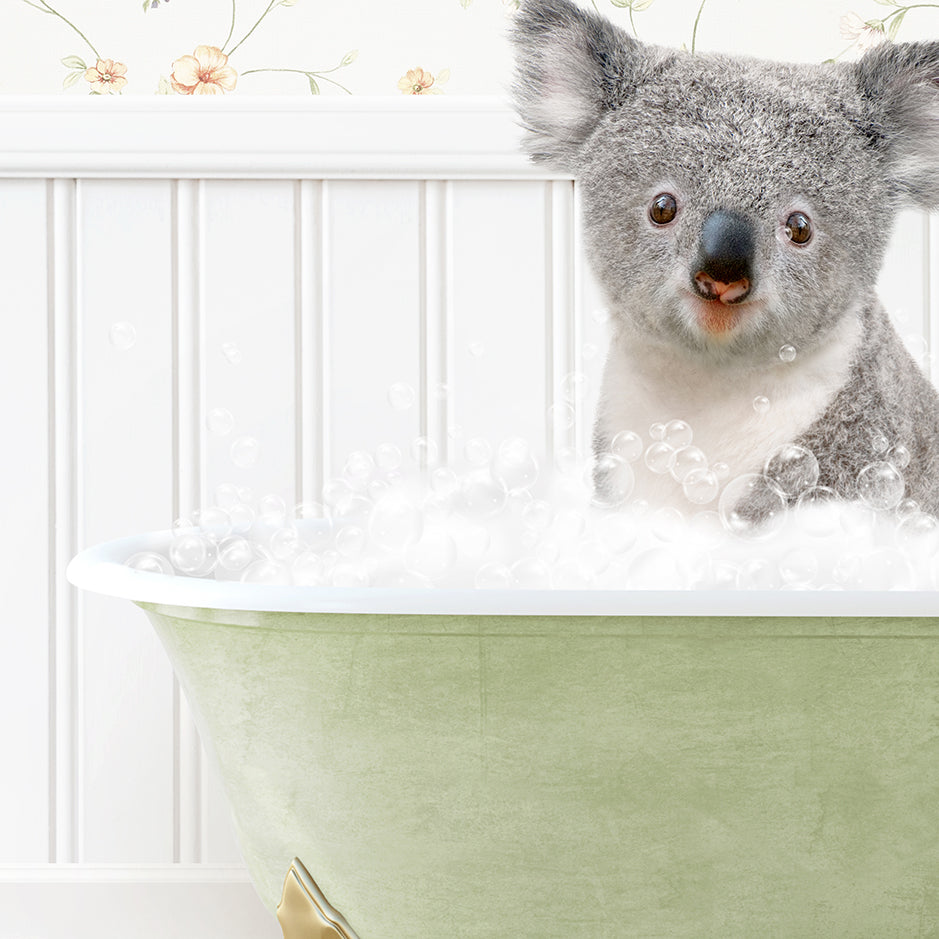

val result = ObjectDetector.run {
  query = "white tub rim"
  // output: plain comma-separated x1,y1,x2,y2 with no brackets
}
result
66,528,939,618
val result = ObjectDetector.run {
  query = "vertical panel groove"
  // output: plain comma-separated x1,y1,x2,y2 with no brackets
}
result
297,180,325,505
420,181,451,463
927,213,938,387
171,179,204,864
49,177,79,864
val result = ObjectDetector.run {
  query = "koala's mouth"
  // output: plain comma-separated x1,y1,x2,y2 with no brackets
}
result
682,288,761,337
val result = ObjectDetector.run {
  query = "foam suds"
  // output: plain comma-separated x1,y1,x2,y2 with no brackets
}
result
124,433,939,591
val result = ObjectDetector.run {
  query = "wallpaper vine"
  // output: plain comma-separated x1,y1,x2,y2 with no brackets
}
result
4,0,939,96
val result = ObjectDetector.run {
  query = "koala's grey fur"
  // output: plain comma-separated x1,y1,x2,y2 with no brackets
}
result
511,0,939,515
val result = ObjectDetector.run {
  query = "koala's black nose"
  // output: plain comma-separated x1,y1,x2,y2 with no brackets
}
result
693,210,755,304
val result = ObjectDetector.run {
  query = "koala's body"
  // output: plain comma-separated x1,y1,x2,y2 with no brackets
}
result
511,0,939,515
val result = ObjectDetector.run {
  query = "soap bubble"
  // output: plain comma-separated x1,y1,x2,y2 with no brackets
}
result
778,344,797,363
596,512,639,555
763,444,819,498
332,564,370,588
610,430,643,463
292,551,325,586
464,437,492,467
896,512,939,553
627,547,688,589
869,429,889,454
411,436,438,468
736,557,782,590
887,444,911,470
895,498,920,521
718,474,787,539
683,468,720,505
214,483,241,508
857,461,905,511
644,442,675,475
387,382,415,411
368,493,423,550
511,558,551,589
548,403,576,430
198,507,232,542
779,548,819,586
460,471,507,518
109,321,136,351
555,446,585,476
663,420,693,449
590,453,635,508
217,536,254,572
670,446,707,482
552,508,587,541
221,341,242,365
343,450,375,484
795,486,839,537
125,551,173,574
561,371,588,404
469,340,485,357
711,461,730,481
169,532,216,575
475,562,512,589
432,382,450,401
230,436,260,469
651,506,685,542
492,437,539,491
430,466,460,499
407,526,457,580
649,422,666,441
375,443,403,473
206,408,234,436
335,525,367,557
229,503,255,534
553,558,596,589
522,499,554,532
752,395,771,415
582,342,599,360
241,559,287,584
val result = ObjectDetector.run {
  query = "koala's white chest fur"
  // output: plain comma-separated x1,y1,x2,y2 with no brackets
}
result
595,314,863,506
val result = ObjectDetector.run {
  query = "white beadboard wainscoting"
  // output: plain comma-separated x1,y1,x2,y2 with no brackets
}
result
1,97,937,938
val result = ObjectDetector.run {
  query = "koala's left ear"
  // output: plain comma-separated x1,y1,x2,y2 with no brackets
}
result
854,41,939,209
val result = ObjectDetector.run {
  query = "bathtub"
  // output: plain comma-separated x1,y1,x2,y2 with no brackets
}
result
68,528,939,938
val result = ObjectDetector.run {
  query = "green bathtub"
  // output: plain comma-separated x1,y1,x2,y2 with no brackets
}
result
69,531,939,938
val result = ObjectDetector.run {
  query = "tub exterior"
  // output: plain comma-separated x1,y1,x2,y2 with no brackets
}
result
141,603,939,938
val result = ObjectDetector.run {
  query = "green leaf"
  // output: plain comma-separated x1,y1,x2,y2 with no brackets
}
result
888,10,907,39
340,49,359,67
61,55,86,70
436,67,451,84
307,75,320,95
62,69,85,90
280,0,299,6
608,0,631,7
631,0,656,11
872,0,898,6
156,76,174,95
142,0,150,10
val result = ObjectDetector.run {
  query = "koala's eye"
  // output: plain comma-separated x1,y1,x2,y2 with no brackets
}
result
649,193,678,226
785,212,812,245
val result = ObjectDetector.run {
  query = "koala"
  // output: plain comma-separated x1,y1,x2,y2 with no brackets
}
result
511,0,939,517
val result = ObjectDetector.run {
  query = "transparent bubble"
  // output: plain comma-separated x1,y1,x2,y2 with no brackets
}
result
206,407,234,436
452,519,490,560
460,471,508,518
610,430,643,463
469,340,486,357
256,493,286,522
582,342,599,360
670,446,707,483
292,551,325,586
683,468,720,505
475,562,512,589
109,321,136,351
221,341,242,365
241,559,288,584
712,461,730,481
736,557,782,590
169,532,216,575
335,525,367,557
343,450,375,483
430,466,459,499
322,478,354,513
590,453,635,508
229,503,255,534
896,511,939,554
553,508,587,541
718,474,787,539
522,499,554,532
410,436,438,467
407,527,457,580
432,382,450,401
375,443,403,473
778,344,797,363
857,461,905,511
214,482,241,509
903,333,929,366
269,526,301,562
198,506,232,543
511,558,551,589
779,548,819,586
555,446,585,476
627,547,688,590
651,506,685,542
869,430,889,455
896,498,920,521
649,422,666,441
752,395,771,415
553,558,596,589
369,493,423,550
547,403,576,431
387,382,415,411
217,536,254,572
644,442,675,475
125,551,173,574
560,371,588,404
795,486,839,537
888,444,911,470
464,437,492,467
331,564,370,588
763,443,819,498
230,436,260,468
492,437,539,491
836,547,914,590
597,512,639,555
663,420,693,449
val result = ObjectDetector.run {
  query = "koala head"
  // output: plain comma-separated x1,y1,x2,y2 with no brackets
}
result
511,0,939,366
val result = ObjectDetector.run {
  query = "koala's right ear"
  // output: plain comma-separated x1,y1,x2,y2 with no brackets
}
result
854,41,939,209
510,0,647,171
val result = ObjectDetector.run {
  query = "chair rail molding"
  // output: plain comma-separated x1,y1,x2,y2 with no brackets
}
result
0,96,556,180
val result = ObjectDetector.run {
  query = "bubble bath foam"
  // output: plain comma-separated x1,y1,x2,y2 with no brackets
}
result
69,536,939,938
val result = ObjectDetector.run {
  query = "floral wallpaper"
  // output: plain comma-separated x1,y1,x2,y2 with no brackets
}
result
2,0,938,97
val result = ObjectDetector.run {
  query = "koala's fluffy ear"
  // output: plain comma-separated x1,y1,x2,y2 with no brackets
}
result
511,0,645,171
855,41,939,209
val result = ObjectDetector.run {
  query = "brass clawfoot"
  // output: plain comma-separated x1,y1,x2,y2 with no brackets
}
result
277,857,361,939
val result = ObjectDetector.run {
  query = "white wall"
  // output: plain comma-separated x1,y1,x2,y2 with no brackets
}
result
0,97,937,936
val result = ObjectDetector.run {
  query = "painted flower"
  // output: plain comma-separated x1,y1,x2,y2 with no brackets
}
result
171,45,238,95
84,59,128,94
397,67,448,95
840,13,887,52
